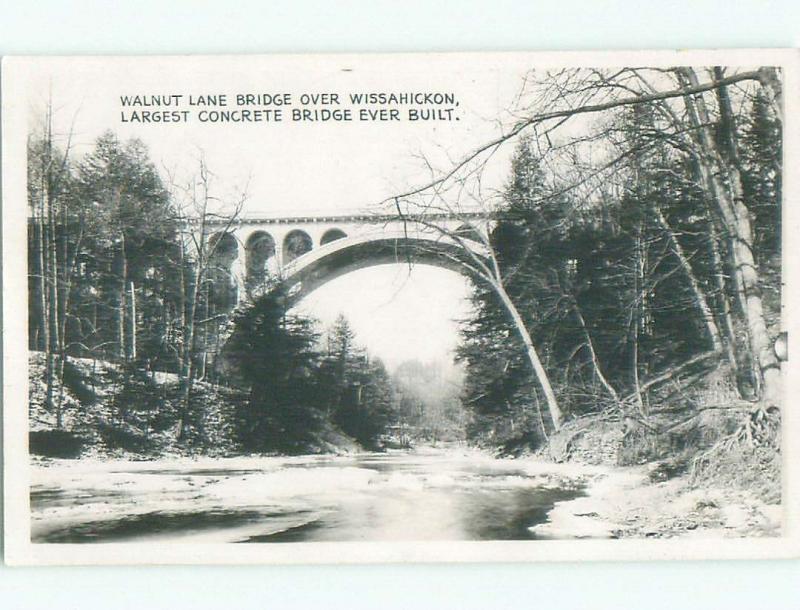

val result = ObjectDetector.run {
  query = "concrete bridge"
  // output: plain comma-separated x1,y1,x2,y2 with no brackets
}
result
204,210,492,307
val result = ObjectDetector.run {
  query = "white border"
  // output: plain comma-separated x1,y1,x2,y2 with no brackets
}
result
3,48,800,565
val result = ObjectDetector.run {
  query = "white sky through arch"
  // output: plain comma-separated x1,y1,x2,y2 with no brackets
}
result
291,263,474,371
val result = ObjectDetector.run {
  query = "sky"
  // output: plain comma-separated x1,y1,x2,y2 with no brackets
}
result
23,55,530,215
294,263,474,370
17,54,535,370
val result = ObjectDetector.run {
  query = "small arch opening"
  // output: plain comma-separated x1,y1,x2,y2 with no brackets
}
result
454,223,483,242
207,231,239,311
245,231,276,292
320,228,347,245
283,229,313,263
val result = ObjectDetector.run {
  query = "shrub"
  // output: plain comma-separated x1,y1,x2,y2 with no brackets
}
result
29,430,85,458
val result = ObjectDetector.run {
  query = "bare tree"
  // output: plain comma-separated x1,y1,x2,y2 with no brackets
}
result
170,155,246,439
28,104,78,428
386,66,782,426
674,67,781,405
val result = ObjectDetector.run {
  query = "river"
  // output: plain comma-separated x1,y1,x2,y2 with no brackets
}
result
30,449,590,543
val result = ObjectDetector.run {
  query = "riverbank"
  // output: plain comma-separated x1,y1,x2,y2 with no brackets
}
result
530,464,780,539
29,442,781,541
528,409,782,539
28,353,363,459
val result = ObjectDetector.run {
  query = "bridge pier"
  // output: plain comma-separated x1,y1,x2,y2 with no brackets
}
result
231,238,247,304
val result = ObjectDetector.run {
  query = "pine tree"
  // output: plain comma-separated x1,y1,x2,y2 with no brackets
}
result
226,287,324,453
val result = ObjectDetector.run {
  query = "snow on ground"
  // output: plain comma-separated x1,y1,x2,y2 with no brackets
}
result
530,465,781,540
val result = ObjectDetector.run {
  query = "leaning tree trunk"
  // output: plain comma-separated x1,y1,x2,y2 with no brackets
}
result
706,216,744,386
653,207,724,355
572,301,620,404
492,278,563,430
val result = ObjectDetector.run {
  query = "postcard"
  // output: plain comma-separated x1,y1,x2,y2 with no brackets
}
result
3,50,798,564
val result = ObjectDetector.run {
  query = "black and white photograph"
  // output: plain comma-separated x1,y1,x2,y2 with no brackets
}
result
2,50,798,564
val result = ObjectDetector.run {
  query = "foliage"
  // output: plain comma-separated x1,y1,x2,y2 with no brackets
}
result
335,357,396,449
225,288,324,452
457,76,783,459
225,294,399,452
27,123,403,455
29,430,85,459
74,131,181,364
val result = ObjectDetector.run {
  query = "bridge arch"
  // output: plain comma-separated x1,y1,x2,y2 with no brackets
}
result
199,211,493,307
283,229,313,263
209,231,238,262
454,222,484,242
277,229,488,306
217,222,490,381
245,230,276,292
320,228,347,245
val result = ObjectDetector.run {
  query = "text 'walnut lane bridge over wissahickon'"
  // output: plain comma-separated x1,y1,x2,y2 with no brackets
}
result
201,209,493,309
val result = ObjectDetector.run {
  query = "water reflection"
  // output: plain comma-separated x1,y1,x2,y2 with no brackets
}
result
31,451,585,543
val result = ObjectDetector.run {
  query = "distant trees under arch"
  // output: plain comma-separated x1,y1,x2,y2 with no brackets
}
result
283,229,313,263
245,230,276,290
207,231,239,312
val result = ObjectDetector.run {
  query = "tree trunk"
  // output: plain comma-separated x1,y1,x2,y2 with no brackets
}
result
129,280,137,361
179,271,199,439
653,207,723,353
46,178,62,427
177,237,187,379
492,278,563,430
706,215,746,393
117,234,128,361
36,208,54,414
677,68,781,406
573,301,619,404
629,224,645,415
756,67,783,123
35,217,49,353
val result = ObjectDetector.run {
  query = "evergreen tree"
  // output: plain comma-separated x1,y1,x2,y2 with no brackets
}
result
352,357,396,449
74,131,180,366
226,287,325,453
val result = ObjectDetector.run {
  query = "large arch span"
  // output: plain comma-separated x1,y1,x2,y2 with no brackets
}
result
217,229,487,381
272,229,488,306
